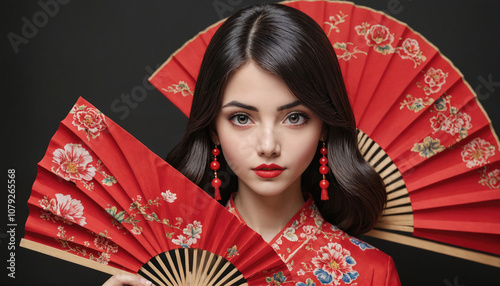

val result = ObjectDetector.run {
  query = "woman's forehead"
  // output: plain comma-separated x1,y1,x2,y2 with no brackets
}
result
221,61,299,107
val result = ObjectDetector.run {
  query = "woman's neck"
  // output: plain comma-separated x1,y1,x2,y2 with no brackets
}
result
233,180,305,243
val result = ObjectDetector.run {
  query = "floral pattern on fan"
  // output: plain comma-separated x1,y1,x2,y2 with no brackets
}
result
56,226,119,265
325,11,367,62
104,192,205,248
333,42,367,61
265,271,287,285
430,95,472,141
479,167,500,189
52,143,95,183
162,81,193,97
417,68,449,95
400,94,434,112
39,193,87,226
71,104,107,141
354,22,426,67
323,10,347,36
461,138,496,168
51,143,116,190
411,136,445,158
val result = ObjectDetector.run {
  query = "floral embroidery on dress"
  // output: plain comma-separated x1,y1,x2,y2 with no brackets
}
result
417,68,448,95
52,143,96,190
284,226,299,242
39,193,87,226
411,136,445,158
56,226,118,265
311,243,359,285
296,278,316,286
162,81,193,97
478,167,500,189
71,104,107,141
461,138,496,168
350,238,375,251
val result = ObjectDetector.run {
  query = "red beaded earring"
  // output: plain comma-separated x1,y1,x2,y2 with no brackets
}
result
211,145,222,200
319,142,329,200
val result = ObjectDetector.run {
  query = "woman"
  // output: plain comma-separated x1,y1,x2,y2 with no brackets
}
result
105,3,400,286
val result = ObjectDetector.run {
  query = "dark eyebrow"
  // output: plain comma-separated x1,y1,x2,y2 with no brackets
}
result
222,100,303,112
222,101,258,111
277,100,302,111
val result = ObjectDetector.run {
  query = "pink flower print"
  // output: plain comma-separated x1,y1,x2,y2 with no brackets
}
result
400,38,420,58
354,22,370,36
172,235,196,248
398,38,426,67
161,190,177,203
430,112,472,136
46,194,87,226
423,68,448,95
461,138,496,168
365,24,394,54
52,143,96,182
96,252,111,265
312,243,358,285
479,169,500,189
183,221,202,244
72,105,107,140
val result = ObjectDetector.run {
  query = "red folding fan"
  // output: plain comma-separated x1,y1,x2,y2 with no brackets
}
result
21,97,292,286
148,0,500,267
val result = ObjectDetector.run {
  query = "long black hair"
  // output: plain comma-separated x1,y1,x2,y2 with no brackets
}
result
166,4,386,236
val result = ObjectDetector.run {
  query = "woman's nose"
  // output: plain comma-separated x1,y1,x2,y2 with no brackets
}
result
257,126,281,157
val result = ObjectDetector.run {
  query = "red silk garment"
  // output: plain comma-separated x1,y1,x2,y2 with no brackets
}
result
227,194,401,286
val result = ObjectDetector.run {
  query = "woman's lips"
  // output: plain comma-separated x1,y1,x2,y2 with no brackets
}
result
253,164,285,178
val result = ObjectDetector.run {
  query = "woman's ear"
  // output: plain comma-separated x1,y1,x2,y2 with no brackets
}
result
210,128,220,145
320,124,328,142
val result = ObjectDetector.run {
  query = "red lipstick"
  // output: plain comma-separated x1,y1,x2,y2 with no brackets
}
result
253,164,285,178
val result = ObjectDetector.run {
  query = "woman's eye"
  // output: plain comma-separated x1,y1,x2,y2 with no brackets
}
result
285,113,308,125
230,114,251,126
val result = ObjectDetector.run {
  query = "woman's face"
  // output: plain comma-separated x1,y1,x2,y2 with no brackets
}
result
212,61,324,199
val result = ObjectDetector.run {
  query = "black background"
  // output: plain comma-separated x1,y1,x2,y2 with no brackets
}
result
1,0,499,285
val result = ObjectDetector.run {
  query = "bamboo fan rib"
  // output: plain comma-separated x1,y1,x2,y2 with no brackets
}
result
139,249,247,286
357,130,413,233
357,130,500,268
